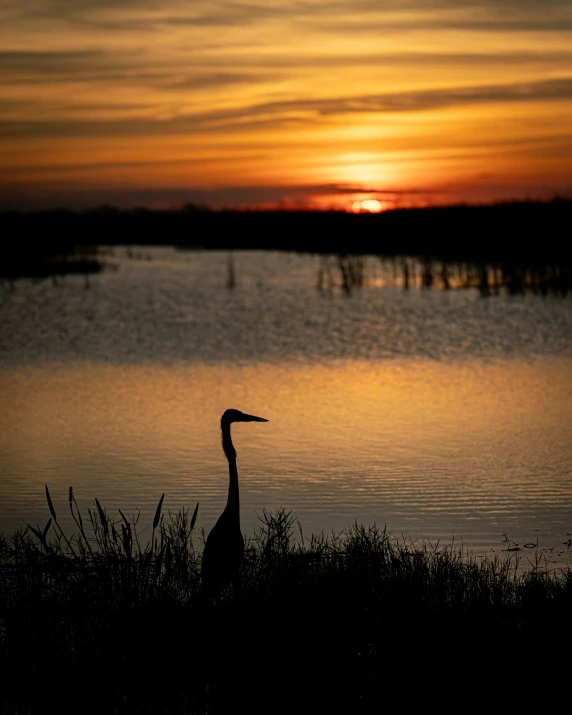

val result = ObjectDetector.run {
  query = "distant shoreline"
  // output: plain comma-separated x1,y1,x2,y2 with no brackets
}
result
2,198,571,282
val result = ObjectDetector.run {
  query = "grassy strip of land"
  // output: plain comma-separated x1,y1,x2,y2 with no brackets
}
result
1,489,571,713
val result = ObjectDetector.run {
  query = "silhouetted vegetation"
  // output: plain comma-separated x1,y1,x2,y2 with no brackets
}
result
316,253,571,295
0,218,104,281
1,488,570,713
1,199,571,293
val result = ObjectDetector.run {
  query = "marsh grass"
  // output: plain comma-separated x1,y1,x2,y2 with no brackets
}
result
1,489,571,713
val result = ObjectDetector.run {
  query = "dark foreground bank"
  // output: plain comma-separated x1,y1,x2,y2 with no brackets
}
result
1,493,571,713
2,198,572,282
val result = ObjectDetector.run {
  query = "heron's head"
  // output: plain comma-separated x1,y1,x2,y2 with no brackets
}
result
221,409,268,425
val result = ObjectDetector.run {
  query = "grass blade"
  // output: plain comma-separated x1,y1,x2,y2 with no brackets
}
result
29,524,43,543
121,523,132,558
42,518,52,540
45,485,57,521
190,502,199,531
153,493,165,530
95,498,108,538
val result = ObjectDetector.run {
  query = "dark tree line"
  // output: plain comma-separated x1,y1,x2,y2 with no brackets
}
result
1,198,570,281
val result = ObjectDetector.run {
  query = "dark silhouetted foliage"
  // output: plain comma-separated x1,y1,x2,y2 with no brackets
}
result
1,492,571,713
1,199,571,284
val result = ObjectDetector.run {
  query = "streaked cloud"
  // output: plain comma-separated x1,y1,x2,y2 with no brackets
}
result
2,77,571,138
1,0,571,209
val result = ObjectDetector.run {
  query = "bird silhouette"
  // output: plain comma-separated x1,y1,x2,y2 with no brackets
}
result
201,409,268,596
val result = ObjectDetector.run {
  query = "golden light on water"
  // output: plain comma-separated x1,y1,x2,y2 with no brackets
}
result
2,358,571,552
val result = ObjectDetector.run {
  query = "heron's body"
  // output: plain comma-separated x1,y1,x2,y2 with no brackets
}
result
201,409,267,596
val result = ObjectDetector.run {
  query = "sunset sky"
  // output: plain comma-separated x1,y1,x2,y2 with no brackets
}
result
1,1,571,210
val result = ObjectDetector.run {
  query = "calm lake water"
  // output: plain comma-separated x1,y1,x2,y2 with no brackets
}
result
1,247,571,566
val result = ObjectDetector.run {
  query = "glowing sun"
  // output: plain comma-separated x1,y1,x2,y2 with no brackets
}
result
352,199,384,213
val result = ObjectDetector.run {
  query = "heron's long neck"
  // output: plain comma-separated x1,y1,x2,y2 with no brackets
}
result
221,422,240,526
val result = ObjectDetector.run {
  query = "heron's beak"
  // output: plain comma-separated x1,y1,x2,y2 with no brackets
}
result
241,413,268,422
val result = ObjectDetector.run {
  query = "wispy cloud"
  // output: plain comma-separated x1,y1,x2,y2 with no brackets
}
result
1,0,571,207
2,77,571,138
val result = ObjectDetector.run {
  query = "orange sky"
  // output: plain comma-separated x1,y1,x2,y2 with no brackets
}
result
1,1,571,210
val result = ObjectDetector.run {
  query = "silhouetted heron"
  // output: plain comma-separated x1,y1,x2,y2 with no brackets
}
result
201,409,268,596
